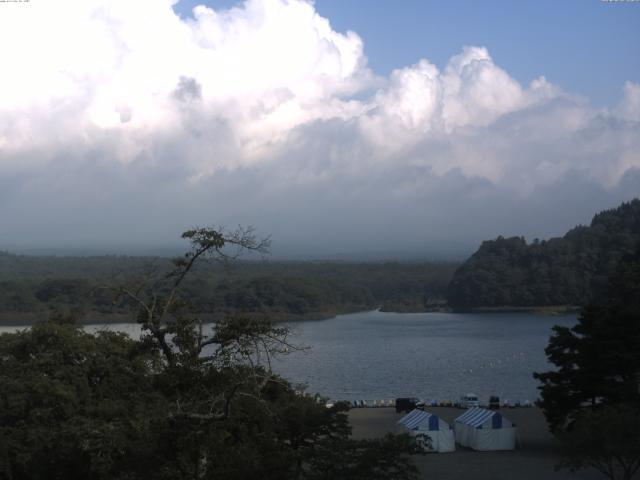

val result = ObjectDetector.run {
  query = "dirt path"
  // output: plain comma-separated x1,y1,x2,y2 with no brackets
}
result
349,407,606,480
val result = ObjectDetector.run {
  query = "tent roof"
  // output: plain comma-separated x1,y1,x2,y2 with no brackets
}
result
397,409,444,430
455,407,499,427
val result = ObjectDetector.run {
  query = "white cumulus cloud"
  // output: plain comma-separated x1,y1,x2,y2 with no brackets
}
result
0,0,638,252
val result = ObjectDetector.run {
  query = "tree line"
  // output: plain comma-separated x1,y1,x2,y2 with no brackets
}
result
447,199,640,308
0,254,457,325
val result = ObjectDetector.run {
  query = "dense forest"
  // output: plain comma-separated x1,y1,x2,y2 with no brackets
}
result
447,199,640,309
0,254,457,325
4,199,639,322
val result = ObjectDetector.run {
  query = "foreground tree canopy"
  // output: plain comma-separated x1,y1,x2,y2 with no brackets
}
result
534,246,640,480
0,227,421,480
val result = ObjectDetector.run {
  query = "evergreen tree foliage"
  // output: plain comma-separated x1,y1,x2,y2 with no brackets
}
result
534,246,640,431
534,247,640,480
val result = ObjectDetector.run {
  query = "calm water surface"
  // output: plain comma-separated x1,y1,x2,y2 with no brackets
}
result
273,310,576,403
1,310,576,403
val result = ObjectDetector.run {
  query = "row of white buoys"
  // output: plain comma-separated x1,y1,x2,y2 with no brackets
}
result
346,399,396,408
427,399,534,408
329,399,534,409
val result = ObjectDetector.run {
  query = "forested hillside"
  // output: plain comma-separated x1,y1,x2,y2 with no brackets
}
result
447,199,640,308
0,255,457,325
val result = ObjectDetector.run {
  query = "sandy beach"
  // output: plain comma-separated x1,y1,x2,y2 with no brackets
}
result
349,407,607,480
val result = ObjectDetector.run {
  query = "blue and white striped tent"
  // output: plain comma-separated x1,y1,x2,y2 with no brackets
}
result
397,409,455,452
454,407,516,451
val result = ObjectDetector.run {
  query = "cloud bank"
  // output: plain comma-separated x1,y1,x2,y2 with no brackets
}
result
0,0,639,256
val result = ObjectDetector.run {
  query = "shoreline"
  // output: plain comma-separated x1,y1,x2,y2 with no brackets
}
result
450,305,581,315
0,304,580,327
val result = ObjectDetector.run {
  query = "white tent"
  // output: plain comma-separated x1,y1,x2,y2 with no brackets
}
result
454,407,516,451
396,409,455,453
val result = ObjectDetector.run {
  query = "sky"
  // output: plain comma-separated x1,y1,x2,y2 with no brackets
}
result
0,0,639,258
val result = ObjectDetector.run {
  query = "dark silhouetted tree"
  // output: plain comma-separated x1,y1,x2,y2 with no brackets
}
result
0,227,423,480
534,246,640,479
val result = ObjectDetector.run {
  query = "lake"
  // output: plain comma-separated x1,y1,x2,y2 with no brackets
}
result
272,310,576,403
0,310,576,404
